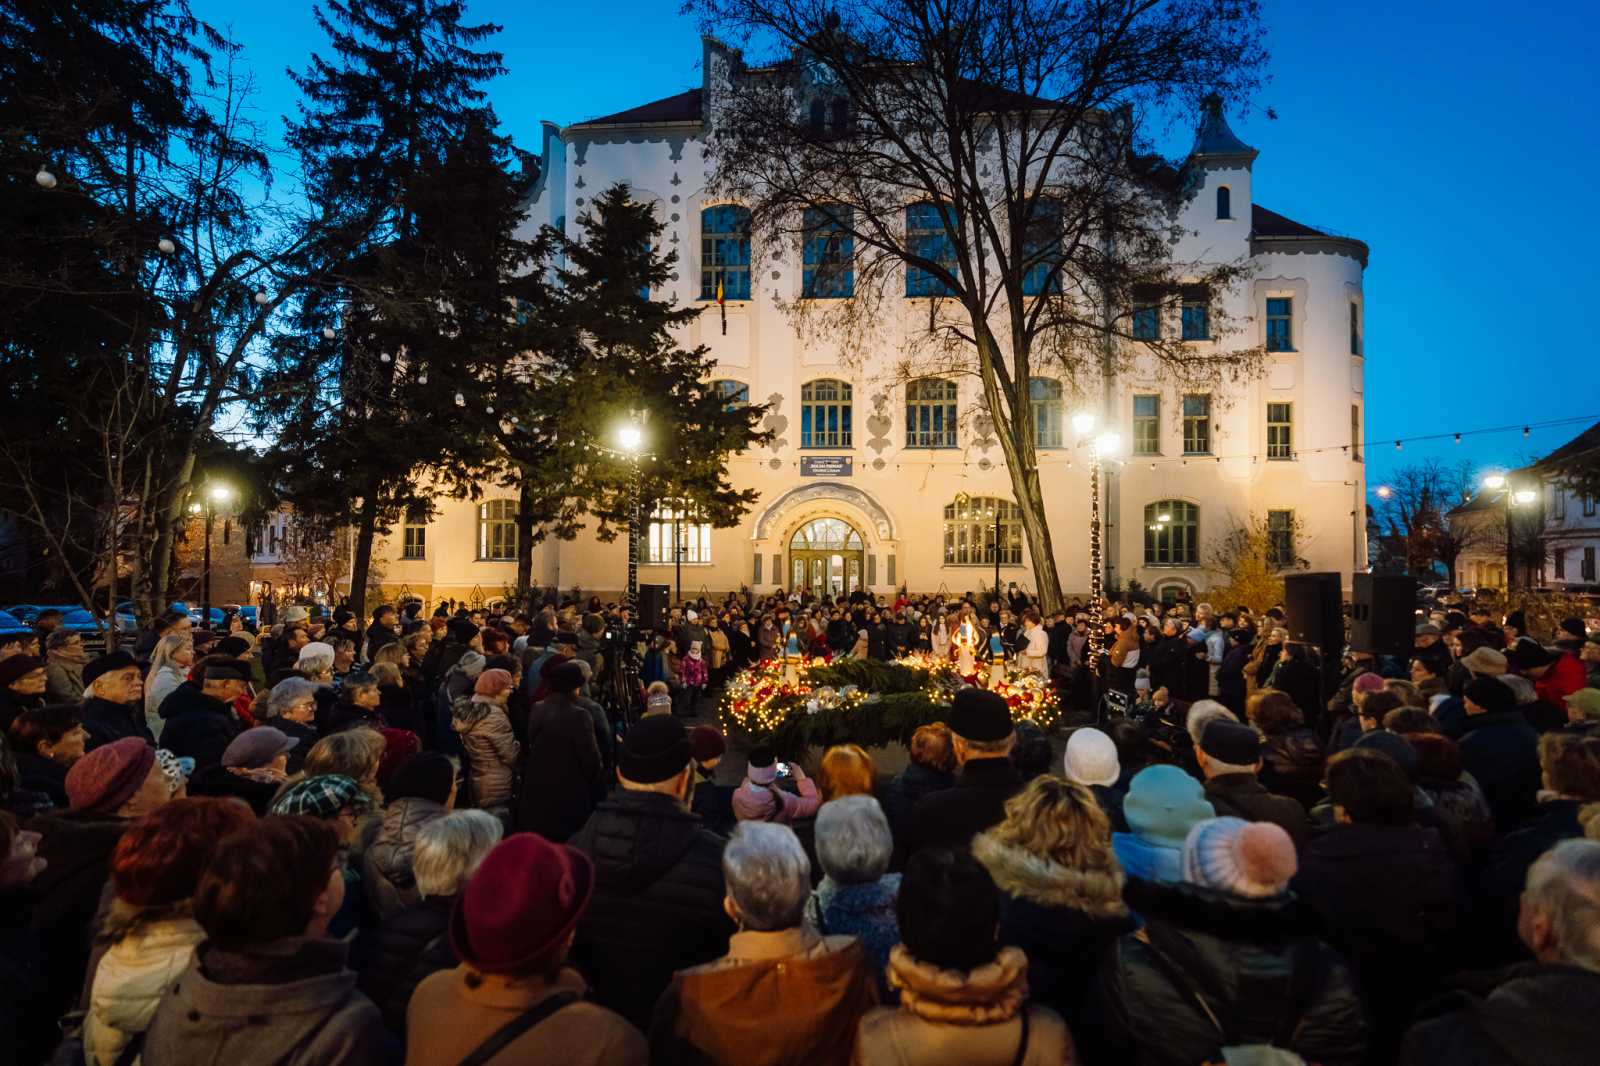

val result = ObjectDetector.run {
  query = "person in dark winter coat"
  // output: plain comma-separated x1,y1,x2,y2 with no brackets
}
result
1215,629,1252,714
1091,817,1368,1066
359,809,501,1035
1294,747,1464,1060
257,677,320,774
1474,731,1600,966
158,656,249,772
1196,719,1311,848
971,776,1135,1025
1457,676,1542,831
186,725,297,815
908,690,1024,853
1249,689,1326,810
518,661,606,841
142,815,388,1066
77,651,154,750
8,705,87,808
567,716,734,1030
1400,839,1600,1066
880,723,955,856
1147,621,1190,699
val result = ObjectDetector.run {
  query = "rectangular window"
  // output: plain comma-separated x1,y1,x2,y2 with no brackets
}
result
1182,394,1211,454
1350,404,1362,462
802,206,854,298
1133,394,1161,456
1266,402,1293,460
1349,301,1361,355
1020,201,1062,296
1182,286,1210,340
401,525,426,560
1131,287,1161,341
1266,297,1294,352
700,205,752,301
906,379,959,449
1555,550,1566,580
646,504,712,565
1553,488,1566,520
1267,510,1295,568
1585,547,1596,582
905,202,957,298
1585,495,1597,518
800,380,852,448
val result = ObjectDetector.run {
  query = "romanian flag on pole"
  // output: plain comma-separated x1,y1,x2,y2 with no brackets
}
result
716,273,725,306
717,272,727,334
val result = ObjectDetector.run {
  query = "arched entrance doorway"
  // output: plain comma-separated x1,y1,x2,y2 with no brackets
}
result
789,518,865,598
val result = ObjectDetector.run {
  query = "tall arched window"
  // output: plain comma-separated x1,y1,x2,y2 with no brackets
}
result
801,379,852,448
477,500,518,561
711,379,749,408
1216,185,1232,220
943,497,1023,566
905,201,957,297
906,378,958,448
1144,500,1199,566
700,205,751,301
646,500,711,564
1030,378,1063,448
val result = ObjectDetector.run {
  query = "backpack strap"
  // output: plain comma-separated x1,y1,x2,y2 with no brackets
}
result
458,991,580,1066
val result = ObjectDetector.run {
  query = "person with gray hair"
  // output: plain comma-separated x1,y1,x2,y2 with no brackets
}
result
260,676,321,771
807,795,901,999
1400,839,1600,1066
650,821,878,1064
359,809,502,1033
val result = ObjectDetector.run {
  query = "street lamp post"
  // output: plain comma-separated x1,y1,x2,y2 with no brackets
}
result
1482,474,1539,591
992,503,1001,604
617,422,645,618
195,484,233,629
1072,411,1121,662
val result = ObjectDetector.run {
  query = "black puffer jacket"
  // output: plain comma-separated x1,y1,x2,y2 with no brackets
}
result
158,681,241,772
1259,727,1326,810
1090,878,1368,1066
566,789,734,1030
358,894,455,1036
1400,962,1600,1066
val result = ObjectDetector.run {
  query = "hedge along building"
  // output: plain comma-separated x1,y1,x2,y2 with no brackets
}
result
361,42,1370,609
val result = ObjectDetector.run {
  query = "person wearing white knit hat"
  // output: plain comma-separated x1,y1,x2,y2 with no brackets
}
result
1062,727,1120,788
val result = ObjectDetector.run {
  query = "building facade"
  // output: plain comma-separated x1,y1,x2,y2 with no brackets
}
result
351,45,1370,609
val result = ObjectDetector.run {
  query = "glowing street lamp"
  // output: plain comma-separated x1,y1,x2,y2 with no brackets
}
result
1074,412,1120,662
197,483,234,628
1483,472,1540,591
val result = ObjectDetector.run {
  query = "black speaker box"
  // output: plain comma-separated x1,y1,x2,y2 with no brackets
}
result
1350,574,1417,656
1284,572,1344,653
637,584,670,633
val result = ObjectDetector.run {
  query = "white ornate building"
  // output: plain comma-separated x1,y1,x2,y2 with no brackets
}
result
353,43,1371,608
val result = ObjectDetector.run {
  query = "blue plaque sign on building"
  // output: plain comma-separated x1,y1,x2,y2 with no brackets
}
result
800,456,852,477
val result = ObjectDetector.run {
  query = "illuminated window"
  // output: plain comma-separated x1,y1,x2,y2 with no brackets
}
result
1145,500,1199,566
477,500,517,561
943,497,1022,566
646,501,711,565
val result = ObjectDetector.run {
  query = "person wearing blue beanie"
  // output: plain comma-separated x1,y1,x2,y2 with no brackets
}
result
1112,765,1216,883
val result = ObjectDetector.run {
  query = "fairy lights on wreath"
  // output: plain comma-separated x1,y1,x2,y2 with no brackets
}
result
721,653,1061,739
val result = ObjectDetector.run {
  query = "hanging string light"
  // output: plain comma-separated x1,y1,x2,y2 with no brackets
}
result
453,392,465,406
253,292,270,306
379,352,391,363
157,238,176,254
35,168,56,189
322,327,336,340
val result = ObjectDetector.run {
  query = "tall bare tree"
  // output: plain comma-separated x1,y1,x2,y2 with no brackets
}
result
1375,458,1484,581
688,0,1268,610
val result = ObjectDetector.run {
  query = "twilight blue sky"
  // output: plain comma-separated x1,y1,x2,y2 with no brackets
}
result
193,0,1600,490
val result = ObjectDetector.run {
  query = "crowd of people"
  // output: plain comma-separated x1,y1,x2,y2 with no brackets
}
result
0,585,1596,1065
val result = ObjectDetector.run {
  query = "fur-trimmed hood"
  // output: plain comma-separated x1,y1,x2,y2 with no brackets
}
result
972,832,1128,919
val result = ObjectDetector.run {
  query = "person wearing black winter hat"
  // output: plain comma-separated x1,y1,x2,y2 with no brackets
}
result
908,689,1024,855
1459,676,1541,831
1196,719,1311,848
568,715,734,1029
78,650,154,749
